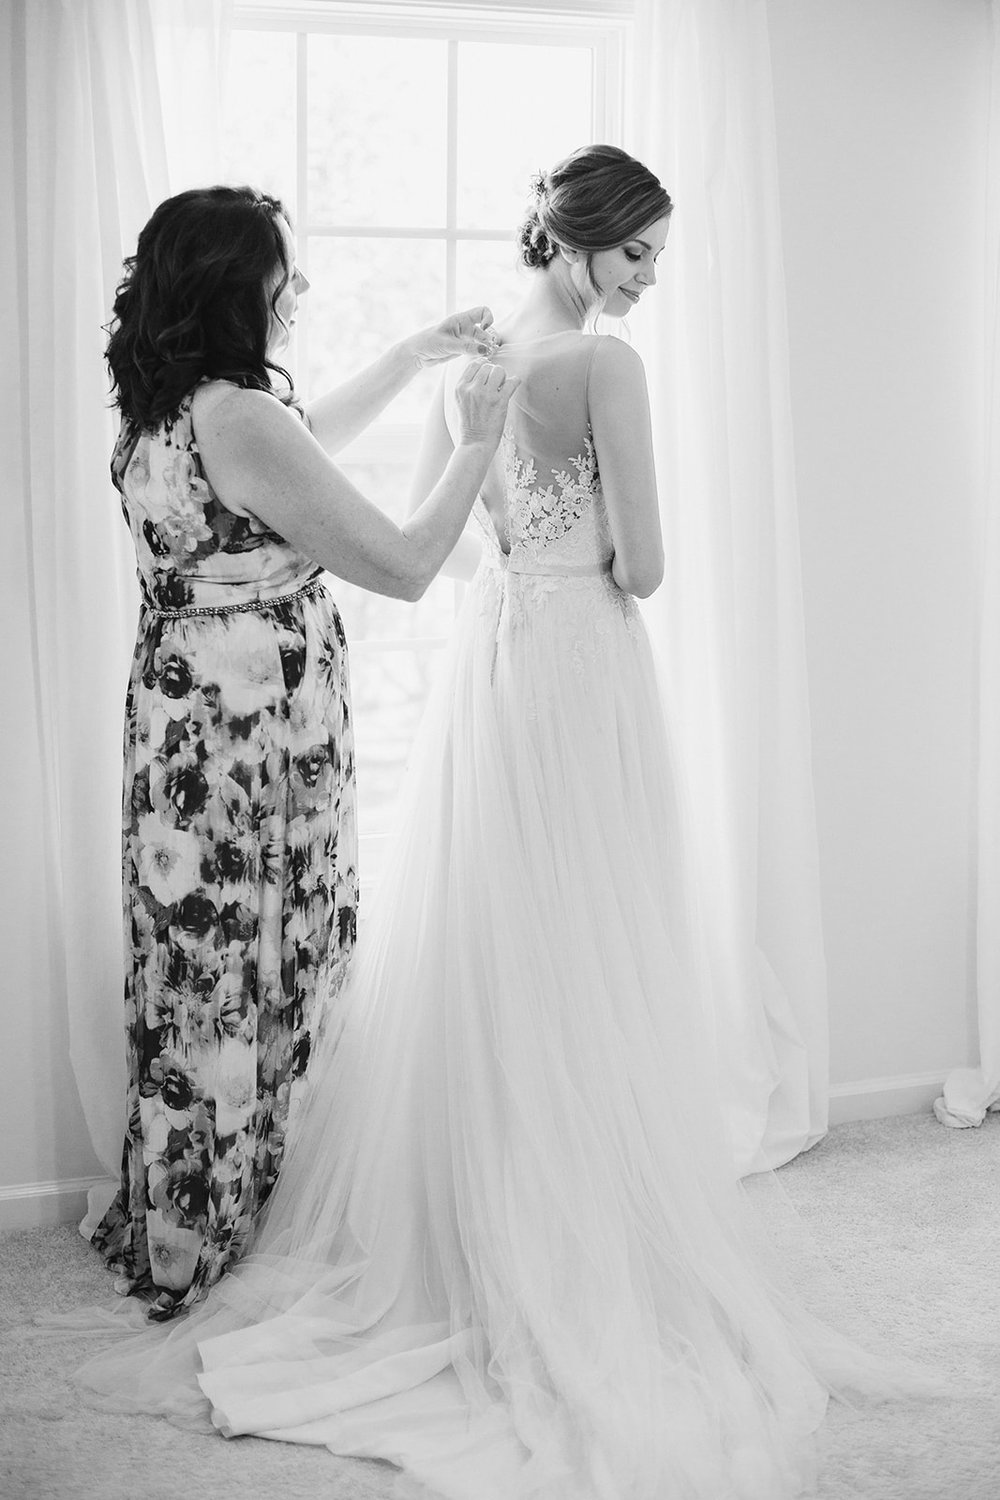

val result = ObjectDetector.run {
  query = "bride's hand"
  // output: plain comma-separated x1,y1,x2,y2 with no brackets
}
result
453,359,520,448
408,307,501,369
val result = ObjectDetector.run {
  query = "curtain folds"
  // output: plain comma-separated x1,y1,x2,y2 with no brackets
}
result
935,1,1000,1130
630,0,828,1171
3,0,230,1222
8,0,829,1203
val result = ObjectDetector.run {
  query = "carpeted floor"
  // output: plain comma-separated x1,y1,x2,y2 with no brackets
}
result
1,1111,998,1500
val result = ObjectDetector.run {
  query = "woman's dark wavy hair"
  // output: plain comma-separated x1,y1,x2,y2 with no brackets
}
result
518,144,672,284
106,185,295,430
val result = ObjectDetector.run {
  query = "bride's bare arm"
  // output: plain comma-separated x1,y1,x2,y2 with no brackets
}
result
406,375,484,582
588,338,664,599
192,364,510,602
307,308,496,456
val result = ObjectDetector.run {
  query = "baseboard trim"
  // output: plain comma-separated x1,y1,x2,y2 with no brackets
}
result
828,1070,949,1125
0,1079,956,1229
0,1176,116,1234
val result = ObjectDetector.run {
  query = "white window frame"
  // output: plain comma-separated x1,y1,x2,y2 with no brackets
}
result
229,0,631,882
234,1,630,447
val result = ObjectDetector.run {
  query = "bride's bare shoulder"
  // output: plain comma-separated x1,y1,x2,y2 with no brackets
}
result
587,334,647,381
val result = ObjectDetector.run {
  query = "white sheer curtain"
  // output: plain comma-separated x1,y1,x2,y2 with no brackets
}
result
935,0,1000,1131
2,0,230,1221
630,0,828,1171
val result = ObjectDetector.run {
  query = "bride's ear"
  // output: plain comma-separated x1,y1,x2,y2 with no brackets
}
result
557,244,583,265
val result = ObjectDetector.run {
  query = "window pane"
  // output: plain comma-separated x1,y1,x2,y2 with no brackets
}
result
327,474,460,840
329,460,458,645
456,239,528,326
223,30,297,210
220,17,615,867
334,570,456,644
351,645,448,836
304,238,445,423
307,35,448,227
456,43,594,231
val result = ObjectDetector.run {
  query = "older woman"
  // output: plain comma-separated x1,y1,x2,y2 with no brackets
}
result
94,183,515,1319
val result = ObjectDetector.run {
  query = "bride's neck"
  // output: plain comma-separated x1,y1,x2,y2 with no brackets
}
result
501,263,592,340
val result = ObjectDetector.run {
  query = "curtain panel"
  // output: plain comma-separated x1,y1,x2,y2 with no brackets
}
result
1,0,230,1223
630,0,828,1171
936,0,1000,1130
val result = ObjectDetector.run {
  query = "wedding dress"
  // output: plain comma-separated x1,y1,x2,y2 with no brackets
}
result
74,332,923,1500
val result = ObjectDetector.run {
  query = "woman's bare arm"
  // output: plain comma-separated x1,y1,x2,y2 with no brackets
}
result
307,307,495,456
192,364,513,602
587,338,664,599
405,373,484,582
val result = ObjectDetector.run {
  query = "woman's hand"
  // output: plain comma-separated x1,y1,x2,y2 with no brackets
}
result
306,309,501,457
453,358,520,448
408,307,502,369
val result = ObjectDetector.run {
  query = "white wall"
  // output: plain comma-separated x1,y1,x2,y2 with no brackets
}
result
767,0,991,1108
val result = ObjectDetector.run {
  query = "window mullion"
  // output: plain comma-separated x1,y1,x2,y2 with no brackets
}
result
445,37,459,313
223,4,627,859
296,29,310,386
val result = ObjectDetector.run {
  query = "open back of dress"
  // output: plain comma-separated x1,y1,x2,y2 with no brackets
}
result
445,330,614,573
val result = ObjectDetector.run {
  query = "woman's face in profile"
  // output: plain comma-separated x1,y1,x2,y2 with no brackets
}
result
581,214,671,318
268,218,310,357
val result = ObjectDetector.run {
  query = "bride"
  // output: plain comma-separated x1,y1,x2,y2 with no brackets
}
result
74,144,926,1500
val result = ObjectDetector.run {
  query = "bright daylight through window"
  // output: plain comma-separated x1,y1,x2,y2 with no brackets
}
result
222,2,624,876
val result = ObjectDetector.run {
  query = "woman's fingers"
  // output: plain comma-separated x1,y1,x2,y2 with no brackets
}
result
480,362,514,392
453,360,520,445
470,319,501,356
457,357,512,391
448,306,499,355
459,305,492,335
412,308,496,367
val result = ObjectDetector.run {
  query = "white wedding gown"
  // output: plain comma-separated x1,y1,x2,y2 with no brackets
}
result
74,332,923,1499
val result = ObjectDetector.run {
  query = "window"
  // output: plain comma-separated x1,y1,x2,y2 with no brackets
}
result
223,0,628,883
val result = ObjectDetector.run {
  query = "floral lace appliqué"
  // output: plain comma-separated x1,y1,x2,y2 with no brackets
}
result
504,429,599,550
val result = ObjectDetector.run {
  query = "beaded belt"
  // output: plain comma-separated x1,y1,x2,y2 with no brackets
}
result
142,575,326,620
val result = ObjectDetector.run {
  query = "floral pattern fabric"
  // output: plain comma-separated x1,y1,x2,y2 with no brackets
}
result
93,387,358,1320
500,427,601,552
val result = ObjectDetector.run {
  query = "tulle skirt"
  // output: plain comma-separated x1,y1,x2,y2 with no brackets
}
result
71,561,927,1499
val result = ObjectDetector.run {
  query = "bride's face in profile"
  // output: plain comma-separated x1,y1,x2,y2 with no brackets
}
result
572,214,671,318
267,218,310,357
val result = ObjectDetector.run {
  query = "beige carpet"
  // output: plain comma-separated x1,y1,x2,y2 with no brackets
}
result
1,1111,998,1500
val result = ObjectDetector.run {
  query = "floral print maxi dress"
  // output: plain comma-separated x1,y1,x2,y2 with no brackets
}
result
93,387,358,1320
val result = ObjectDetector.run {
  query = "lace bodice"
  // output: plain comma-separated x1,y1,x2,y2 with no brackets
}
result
443,333,639,691
474,424,614,575
445,331,616,575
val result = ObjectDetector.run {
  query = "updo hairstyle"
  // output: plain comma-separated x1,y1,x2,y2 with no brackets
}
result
517,144,672,283
106,185,295,430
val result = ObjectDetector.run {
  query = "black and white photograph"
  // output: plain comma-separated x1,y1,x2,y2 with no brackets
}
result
2,1,998,1497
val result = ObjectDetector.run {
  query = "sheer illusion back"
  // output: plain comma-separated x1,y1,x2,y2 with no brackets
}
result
445,331,614,573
